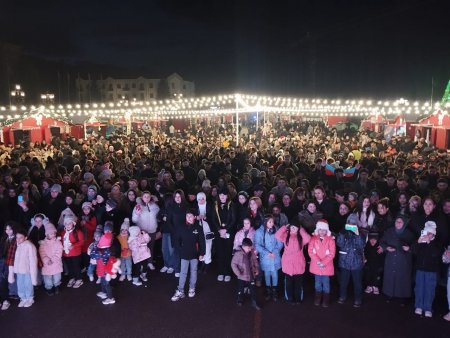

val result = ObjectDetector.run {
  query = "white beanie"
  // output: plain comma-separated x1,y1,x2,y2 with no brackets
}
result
422,221,437,236
128,226,140,243
313,219,331,236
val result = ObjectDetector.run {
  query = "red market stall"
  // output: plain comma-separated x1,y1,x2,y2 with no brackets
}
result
1,115,69,146
412,111,450,149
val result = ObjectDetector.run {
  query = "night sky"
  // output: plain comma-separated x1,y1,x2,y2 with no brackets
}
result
0,0,449,102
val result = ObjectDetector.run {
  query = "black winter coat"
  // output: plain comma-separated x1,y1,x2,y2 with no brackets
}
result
174,221,206,260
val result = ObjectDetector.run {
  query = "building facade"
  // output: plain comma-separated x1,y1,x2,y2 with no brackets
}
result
76,73,195,102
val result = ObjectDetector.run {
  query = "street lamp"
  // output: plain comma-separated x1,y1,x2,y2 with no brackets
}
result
41,93,55,105
10,84,25,105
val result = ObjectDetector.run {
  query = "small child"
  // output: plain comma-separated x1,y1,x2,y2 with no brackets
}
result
308,219,336,307
61,216,85,289
10,229,38,308
90,232,117,305
233,218,256,252
87,228,102,283
128,226,151,286
117,218,132,281
364,232,384,295
1,222,18,302
412,221,441,318
231,238,260,310
38,223,63,296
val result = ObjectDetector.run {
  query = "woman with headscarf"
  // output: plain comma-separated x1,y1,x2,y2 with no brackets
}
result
379,215,415,304
195,192,215,273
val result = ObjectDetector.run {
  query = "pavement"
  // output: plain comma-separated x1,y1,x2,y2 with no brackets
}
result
1,264,449,338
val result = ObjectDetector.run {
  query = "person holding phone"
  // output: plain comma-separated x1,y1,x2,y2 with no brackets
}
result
336,213,366,308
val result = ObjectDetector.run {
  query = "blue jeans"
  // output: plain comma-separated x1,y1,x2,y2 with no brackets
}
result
16,273,34,301
162,233,175,268
120,257,132,276
263,270,278,287
101,277,113,299
43,273,62,290
339,268,363,303
172,247,181,273
315,275,331,293
415,270,437,312
178,259,198,291
87,263,96,279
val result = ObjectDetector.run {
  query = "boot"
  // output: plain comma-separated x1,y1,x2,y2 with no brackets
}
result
252,300,261,311
265,287,272,301
322,293,330,307
54,286,60,295
272,287,278,302
237,292,244,306
314,292,322,306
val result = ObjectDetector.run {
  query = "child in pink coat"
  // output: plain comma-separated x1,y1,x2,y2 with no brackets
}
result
308,219,336,307
128,226,151,286
39,223,63,296
275,220,311,304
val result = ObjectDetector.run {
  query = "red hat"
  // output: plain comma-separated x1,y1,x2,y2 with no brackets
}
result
98,232,113,249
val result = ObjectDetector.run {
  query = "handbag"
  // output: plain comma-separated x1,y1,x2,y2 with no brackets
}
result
205,232,215,240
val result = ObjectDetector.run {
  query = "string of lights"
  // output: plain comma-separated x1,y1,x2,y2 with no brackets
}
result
0,94,448,124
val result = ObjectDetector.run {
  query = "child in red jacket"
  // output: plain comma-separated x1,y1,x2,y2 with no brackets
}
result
308,220,336,307
61,216,84,289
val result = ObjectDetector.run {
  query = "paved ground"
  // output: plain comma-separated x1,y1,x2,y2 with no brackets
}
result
1,264,449,338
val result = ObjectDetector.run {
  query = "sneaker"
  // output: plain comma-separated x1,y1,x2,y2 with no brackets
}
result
148,262,155,270
188,289,196,298
415,308,423,315
424,311,432,318
166,268,174,274
88,275,94,282
160,266,168,273
96,292,107,299
443,312,450,321
224,275,231,282
353,301,362,308
337,298,346,304
23,299,34,308
127,275,132,281
119,275,126,282
67,278,76,288
140,273,148,282
46,288,55,296
217,275,224,282
175,272,180,278
72,279,84,288
364,286,373,294
18,300,26,307
96,278,101,284
102,298,116,305
1,300,10,310
133,278,143,286
372,287,380,295
171,290,185,302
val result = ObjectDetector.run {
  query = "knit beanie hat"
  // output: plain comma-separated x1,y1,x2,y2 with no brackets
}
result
82,202,93,210
44,223,57,236
346,213,358,225
238,191,249,199
121,218,130,231
64,215,77,226
98,232,112,249
103,221,114,233
88,184,97,192
314,219,331,236
423,221,437,236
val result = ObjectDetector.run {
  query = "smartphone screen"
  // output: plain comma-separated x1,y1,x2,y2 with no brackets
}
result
18,195,24,203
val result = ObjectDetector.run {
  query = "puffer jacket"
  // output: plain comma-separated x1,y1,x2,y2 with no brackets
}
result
275,225,311,276
39,237,63,276
129,232,151,263
132,199,160,234
13,240,38,285
336,230,366,270
254,226,283,272
231,247,259,282
308,235,336,276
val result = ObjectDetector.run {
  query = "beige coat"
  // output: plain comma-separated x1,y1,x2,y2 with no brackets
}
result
13,240,39,285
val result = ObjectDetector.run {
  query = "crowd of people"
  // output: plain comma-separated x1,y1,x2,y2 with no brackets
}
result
0,119,449,320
